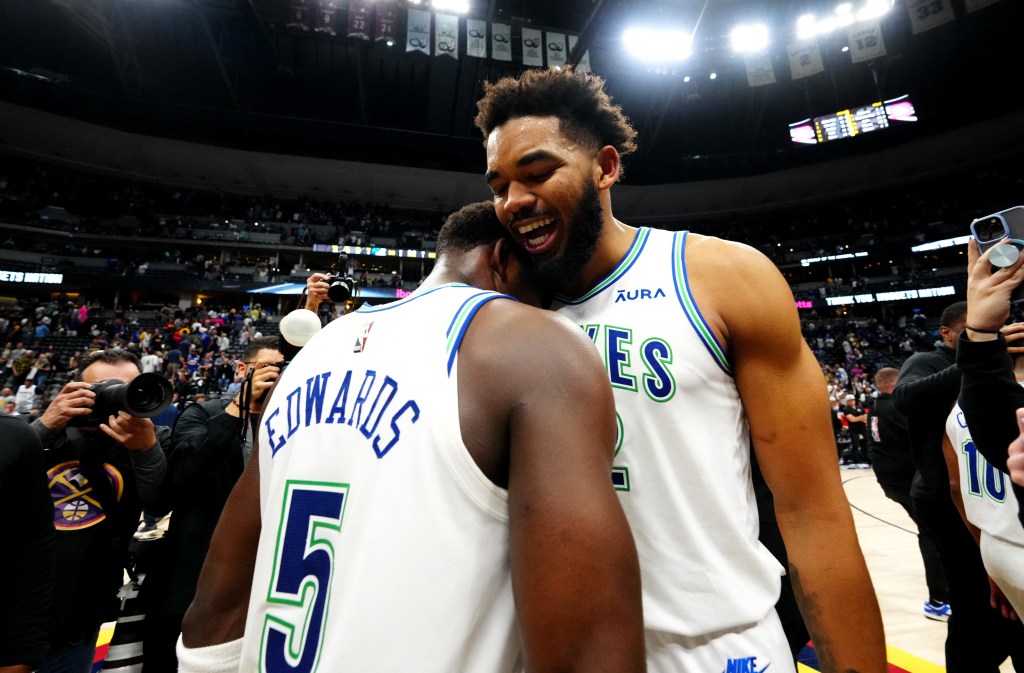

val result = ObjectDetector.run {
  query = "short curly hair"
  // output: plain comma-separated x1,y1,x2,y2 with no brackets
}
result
474,67,638,160
436,201,507,255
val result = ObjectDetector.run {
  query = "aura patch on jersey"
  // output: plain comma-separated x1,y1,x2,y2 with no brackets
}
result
46,460,125,530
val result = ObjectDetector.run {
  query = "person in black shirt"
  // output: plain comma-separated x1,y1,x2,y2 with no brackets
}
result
893,300,1024,672
141,336,283,672
31,349,172,673
840,393,869,467
869,367,948,619
0,415,55,672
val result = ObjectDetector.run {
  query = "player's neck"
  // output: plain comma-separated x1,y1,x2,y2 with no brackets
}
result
560,219,638,298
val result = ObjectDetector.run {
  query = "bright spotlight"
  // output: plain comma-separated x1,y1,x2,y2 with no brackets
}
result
857,0,892,20
836,2,853,13
431,0,469,13
730,24,770,54
683,75,691,82
796,14,817,40
709,72,717,80
623,27,693,62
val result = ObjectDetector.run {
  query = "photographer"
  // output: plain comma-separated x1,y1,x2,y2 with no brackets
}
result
141,336,282,672
30,349,172,672
306,262,355,321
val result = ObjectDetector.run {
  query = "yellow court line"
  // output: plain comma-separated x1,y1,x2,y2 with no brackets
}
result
887,644,945,673
797,645,945,673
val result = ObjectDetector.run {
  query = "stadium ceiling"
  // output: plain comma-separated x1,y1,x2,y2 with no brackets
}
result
0,0,1021,185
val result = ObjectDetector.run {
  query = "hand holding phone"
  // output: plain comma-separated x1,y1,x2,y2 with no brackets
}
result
971,206,1024,302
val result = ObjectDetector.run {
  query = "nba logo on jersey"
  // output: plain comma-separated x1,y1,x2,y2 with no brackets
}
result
353,320,374,353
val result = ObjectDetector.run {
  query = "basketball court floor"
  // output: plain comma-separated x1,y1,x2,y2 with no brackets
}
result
88,467,1016,671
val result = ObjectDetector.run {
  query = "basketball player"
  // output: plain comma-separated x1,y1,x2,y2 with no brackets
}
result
476,67,885,673
177,202,645,672
943,322,1024,619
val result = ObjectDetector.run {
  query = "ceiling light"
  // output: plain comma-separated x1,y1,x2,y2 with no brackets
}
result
431,0,469,13
623,27,693,62
796,14,818,40
730,23,770,54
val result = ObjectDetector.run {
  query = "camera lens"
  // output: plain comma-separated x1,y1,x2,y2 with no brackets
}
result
975,216,1006,242
328,279,351,303
124,373,173,417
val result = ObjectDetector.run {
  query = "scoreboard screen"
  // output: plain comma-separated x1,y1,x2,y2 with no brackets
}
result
789,95,917,145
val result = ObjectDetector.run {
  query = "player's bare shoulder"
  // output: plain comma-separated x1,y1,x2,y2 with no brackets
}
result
683,231,795,345
459,298,609,395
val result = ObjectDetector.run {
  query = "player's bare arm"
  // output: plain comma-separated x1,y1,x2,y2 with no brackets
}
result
459,300,646,673
688,235,886,673
181,427,262,648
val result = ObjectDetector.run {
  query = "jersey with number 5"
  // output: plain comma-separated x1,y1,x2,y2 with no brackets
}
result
241,284,519,672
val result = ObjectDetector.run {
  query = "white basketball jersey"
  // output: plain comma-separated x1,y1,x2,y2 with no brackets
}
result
552,228,783,638
241,284,520,672
945,402,1024,615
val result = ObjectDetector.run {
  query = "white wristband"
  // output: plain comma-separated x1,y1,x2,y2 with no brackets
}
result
176,635,243,673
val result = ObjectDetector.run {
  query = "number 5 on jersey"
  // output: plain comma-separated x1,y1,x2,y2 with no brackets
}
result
262,481,349,673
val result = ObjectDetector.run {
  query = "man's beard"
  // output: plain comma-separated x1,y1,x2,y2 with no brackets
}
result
520,180,604,294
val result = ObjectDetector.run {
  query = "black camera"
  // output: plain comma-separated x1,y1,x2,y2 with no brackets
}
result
325,253,358,303
71,373,174,427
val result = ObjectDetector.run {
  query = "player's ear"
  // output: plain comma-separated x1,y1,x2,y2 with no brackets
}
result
595,145,621,190
491,237,514,285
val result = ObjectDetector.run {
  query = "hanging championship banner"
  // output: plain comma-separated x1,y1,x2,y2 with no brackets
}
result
744,52,776,87
966,0,1001,11
316,0,340,35
491,22,512,61
466,18,487,58
568,34,591,72
346,0,372,40
846,20,886,63
546,32,567,68
907,0,954,34
374,2,398,42
522,27,544,66
434,12,458,58
787,39,824,80
406,8,430,54
287,0,312,31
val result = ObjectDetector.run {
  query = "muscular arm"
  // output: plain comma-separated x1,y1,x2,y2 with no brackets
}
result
941,431,982,545
180,439,262,649
463,304,645,673
701,239,885,673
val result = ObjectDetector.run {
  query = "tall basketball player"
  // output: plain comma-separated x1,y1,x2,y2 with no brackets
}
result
477,67,885,673
177,202,645,673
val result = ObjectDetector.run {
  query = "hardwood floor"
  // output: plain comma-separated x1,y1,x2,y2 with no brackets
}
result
840,467,1016,672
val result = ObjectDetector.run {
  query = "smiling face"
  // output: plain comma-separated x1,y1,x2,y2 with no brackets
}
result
485,115,608,293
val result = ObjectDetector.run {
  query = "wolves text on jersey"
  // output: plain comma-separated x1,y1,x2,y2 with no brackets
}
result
263,368,421,459
581,324,676,402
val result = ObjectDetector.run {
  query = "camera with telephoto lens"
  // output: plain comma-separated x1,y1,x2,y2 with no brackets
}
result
70,372,174,427
324,253,357,303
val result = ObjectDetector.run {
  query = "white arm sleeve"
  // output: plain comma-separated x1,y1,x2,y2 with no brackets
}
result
175,635,243,673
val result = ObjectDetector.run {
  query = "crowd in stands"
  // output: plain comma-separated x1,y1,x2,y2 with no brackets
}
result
0,298,280,420
4,151,1024,301
0,289,968,471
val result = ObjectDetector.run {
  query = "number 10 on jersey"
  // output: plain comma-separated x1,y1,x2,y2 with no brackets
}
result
262,481,349,673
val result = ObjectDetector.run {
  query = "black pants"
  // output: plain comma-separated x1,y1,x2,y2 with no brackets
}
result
913,494,1024,672
878,480,947,603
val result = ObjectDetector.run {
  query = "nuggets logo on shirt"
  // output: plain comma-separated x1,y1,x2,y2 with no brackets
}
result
46,460,125,530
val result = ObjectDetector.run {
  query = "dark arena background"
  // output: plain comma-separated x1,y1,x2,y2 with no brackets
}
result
2,0,1024,670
